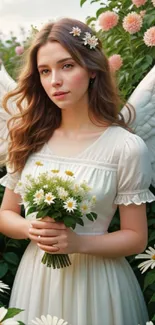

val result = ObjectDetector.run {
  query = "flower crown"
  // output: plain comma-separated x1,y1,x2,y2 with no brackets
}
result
69,26,98,50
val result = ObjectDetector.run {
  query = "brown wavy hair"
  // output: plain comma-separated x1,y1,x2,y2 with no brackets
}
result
3,18,133,172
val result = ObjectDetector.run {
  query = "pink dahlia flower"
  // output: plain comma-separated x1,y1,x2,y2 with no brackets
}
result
139,10,146,17
152,0,155,6
108,54,123,72
15,45,24,55
98,11,119,31
144,27,155,47
132,0,147,7
123,12,143,34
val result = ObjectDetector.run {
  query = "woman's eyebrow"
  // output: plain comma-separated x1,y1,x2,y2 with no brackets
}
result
38,57,73,69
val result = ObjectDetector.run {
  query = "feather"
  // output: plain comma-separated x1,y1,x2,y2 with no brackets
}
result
121,65,155,187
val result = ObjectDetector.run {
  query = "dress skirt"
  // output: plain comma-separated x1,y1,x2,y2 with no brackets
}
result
9,241,149,325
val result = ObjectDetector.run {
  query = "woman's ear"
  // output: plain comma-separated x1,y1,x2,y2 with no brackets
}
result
90,71,96,79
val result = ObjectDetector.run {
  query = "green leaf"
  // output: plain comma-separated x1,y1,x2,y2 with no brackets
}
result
36,208,50,218
0,261,9,278
3,252,20,266
27,206,36,215
149,292,155,303
80,0,87,6
75,218,84,226
144,272,155,291
3,308,24,320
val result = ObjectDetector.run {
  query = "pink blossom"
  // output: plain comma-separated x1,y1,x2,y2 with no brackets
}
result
144,26,155,47
123,12,143,34
132,0,147,7
108,54,123,72
152,0,155,7
98,11,119,31
15,45,24,55
139,10,146,17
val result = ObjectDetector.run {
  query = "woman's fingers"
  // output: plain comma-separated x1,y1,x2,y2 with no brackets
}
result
31,219,66,230
29,227,60,237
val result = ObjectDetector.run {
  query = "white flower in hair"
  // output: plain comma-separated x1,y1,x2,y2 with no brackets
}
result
70,26,81,36
82,32,98,49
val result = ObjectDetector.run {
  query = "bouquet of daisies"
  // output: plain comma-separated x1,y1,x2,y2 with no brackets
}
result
16,169,97,269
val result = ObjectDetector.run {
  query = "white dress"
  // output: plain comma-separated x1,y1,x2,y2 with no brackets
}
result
0,126,155,325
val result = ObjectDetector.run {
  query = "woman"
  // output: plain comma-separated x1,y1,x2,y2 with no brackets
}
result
0,18,154,325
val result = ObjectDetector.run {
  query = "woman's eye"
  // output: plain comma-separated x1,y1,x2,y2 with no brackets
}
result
40,69,49,75
63,64,73,69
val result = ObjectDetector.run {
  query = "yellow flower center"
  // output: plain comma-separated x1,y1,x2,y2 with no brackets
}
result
36,193,42,199
35,161,43,166
152,254,155,260
82,205,88,210
65,170,74,176
51,169,59,173
68,202,73,208
46,195,52,201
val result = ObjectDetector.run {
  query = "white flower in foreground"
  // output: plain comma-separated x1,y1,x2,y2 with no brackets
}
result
33,189,44,205
44,192,56,205
135,246,155,273
63,197,77,212
146,322,154,325
0,307,19,325
31,314,68,325
0,280,10,293
80,200,91,214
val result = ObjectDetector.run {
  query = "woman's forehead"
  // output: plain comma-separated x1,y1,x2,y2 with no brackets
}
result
37,42,72,66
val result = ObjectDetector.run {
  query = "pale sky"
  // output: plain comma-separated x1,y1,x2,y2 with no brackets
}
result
0,0,100,40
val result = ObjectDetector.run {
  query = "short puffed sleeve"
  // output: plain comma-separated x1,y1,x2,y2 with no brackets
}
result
0,165,21,191
114,133,155,205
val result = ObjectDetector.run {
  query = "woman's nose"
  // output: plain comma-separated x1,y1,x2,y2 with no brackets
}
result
50,72,62,87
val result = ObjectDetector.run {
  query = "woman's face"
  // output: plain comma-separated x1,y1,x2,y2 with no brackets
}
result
37,41,92,110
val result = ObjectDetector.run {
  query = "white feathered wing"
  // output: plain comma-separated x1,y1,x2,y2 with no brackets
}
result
121,65,155,187
0,63,17,164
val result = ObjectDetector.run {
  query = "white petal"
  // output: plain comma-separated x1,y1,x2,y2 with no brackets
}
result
31,317,44,325
135,254,152,259
150,261,155,269
0,307,8,322
146,246,155,254
52,316,59,325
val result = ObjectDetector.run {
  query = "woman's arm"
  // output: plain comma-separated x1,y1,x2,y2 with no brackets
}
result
0,188,31,239
79,203,148,257
30,203,148,258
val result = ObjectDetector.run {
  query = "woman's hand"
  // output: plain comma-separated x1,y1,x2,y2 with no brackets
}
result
28,216,81,254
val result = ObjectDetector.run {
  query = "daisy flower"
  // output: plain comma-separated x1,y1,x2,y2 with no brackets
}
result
0,307,19,325
31,314,68,325
44,192,56,205
0,280,10,293
69,26,81,37
80,200,91,214
63,197,77,212
33,189,44,205
135,246,155,273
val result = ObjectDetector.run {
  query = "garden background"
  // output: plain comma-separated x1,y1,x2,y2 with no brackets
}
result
0,0,155,322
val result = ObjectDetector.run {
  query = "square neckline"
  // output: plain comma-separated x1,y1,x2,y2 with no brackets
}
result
44,125,113,159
